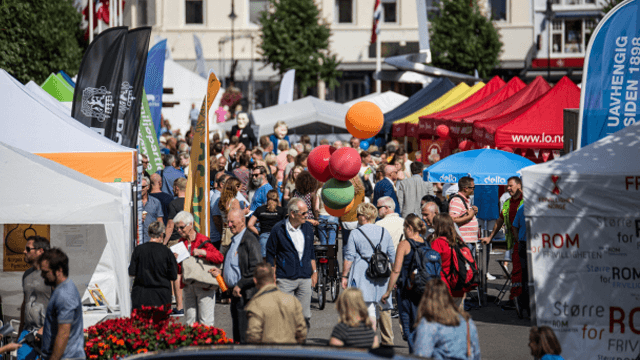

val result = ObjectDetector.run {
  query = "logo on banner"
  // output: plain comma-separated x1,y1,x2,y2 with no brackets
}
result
118,81,135,116
439,174,457,182
484,176,506,184
81,86,114,122
552,175,562,194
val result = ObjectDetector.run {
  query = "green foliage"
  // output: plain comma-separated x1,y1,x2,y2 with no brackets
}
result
0,0,85,84
602,0,624,13
259,0,341,96
430,0,502,78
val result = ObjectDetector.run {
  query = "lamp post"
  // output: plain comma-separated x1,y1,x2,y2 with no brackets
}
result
229,0,237,83
545,0,554,82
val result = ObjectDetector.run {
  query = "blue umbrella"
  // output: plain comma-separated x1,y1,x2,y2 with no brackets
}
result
423,149,535,185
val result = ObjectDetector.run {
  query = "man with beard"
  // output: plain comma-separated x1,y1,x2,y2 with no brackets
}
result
18,236,51,360
39,249,84,360
249,166,273,212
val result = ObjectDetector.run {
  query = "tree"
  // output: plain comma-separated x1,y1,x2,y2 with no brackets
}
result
430,0,502,78
259,0,341,96
0,0,85,84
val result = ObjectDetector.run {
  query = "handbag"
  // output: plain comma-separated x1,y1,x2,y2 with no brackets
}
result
356,228,391,279
182,240,220,289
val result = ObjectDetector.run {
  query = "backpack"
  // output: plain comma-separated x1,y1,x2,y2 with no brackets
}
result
447,194,469,212
445,241,480,292
361,175,373,198
406,238,442,295
357,228,391,279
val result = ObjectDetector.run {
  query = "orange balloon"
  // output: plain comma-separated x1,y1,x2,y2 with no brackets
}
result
345,101,384,139
324,199,355,217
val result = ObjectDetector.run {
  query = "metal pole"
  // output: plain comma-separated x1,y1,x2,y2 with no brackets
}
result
229,0,237,84
119,0,123,26
376,34,381,93
89,0,94,43
109,0,114,27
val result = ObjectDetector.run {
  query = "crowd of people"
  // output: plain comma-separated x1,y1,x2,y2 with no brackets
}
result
2,117,563,360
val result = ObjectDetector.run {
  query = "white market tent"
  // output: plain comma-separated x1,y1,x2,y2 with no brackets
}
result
162,59,225,137
344,90,408,113
0,142,132,320
220,96,351,143
520,121,640,359
0,69,134,320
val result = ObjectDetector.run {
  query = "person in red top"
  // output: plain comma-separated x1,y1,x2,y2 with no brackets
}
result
173,211,224,325
430,213,466,309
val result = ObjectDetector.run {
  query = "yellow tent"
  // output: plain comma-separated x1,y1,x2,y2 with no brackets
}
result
394,82,485,125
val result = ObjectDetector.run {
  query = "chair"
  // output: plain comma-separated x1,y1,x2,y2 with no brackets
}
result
494,259,512,304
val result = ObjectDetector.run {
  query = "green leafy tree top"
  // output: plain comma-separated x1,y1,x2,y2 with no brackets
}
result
430,0,502,78
0,0,85,84
259,0,341,96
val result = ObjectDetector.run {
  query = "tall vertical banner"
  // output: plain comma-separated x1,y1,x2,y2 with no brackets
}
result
138,90,164,174
277,69,296,105
71,27,128,135
577,0,640,148
144,39,167,139
184,71,221,235
113,27,152,148
193,34,207,79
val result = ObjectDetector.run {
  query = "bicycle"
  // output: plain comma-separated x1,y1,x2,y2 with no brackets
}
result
312,218,341,310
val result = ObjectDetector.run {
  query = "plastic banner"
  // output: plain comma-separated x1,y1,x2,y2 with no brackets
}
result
138,91,163,174
144,39,167,139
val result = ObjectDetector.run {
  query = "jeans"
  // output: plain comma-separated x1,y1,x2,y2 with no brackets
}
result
258,232,270,258
318,215,338,245
397,289,420,353
517,241,530,313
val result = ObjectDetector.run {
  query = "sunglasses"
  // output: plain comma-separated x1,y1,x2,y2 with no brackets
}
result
251,174,261,177
376,205,387,210
466,186,475,190
25,246,37,252
177,225,190,230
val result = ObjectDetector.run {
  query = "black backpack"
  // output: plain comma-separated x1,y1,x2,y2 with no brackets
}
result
445,242,480,292
447,194,469,212
406,238,443,295
357,228,391,279
361,175,373,198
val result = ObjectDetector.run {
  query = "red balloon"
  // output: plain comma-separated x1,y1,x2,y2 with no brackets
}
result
308,145,336,182
436,125,450,139
459,140,474,151
329,147,361,181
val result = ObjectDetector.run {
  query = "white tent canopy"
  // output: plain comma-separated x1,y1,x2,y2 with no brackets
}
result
162,60,225,137
344,91,408,113
0,142,131,320
520,121,640,359
220,96,350,139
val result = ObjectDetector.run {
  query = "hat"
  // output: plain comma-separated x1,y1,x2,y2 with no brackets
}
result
288,149,298,157
222,138,230,144
159,136,167,144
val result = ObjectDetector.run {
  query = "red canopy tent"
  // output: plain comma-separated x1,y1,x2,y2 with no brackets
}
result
478,76,580,149
419,76,506,136
443,77,526,138
468,76,551,142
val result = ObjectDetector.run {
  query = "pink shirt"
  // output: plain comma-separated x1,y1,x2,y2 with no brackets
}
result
449,193,478,243
276,152,288,182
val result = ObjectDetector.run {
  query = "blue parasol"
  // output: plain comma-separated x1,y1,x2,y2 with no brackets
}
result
423,149,535,185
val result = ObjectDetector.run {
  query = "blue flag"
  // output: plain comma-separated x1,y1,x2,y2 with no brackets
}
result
193,34,207,78
144,39,167,139
578,0,640,148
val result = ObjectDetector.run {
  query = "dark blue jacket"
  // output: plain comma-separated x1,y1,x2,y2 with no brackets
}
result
266,219,316,280
373,178,400,214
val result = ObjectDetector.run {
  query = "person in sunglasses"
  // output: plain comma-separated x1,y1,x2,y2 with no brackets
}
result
448,177,479,246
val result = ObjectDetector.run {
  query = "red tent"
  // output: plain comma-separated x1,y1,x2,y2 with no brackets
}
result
419,76,506,136
470,76,551,142
479,76,580,149
444,77,526,138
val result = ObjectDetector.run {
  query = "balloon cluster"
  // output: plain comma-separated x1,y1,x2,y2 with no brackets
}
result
308,101,384,216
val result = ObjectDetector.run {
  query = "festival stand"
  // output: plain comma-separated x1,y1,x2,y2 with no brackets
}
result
419,76,506,136
346,91,408,114
393,82,480,137
521,121,640,360
478,77,580,150
384,77,455,136
443,77,526,139
468,77,551,143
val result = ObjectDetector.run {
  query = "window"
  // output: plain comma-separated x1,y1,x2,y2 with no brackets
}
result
382,0,397,23
185,0,204,24
552,0,597,4
426,0,441,19
490,0,507,21
249,0,268,25
550,18,599,55
335,0,353,24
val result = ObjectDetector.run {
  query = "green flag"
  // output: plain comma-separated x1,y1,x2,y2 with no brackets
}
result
138,90,163,174
41,73,74,102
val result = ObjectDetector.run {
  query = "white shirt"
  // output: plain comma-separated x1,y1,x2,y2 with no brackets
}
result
286,219,305,261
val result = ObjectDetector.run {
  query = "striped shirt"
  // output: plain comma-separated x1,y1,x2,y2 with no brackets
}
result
449,193,479,243
330,322,376,349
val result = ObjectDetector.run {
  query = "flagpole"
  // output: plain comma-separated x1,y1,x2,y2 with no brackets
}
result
89,0,94,43
118,0,123,26
376,34,381,93
110,0,114,27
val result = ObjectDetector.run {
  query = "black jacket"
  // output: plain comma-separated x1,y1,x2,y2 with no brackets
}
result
230,125,257,149
266,220,316,280
235,229,262,301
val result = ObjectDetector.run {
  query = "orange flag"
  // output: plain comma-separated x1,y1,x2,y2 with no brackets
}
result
184,70,220,235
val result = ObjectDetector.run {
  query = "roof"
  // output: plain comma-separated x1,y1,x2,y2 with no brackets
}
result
345,91,408,114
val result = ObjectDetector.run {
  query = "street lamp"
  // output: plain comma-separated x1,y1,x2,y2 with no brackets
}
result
545,0,555,82
229,0,238,83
